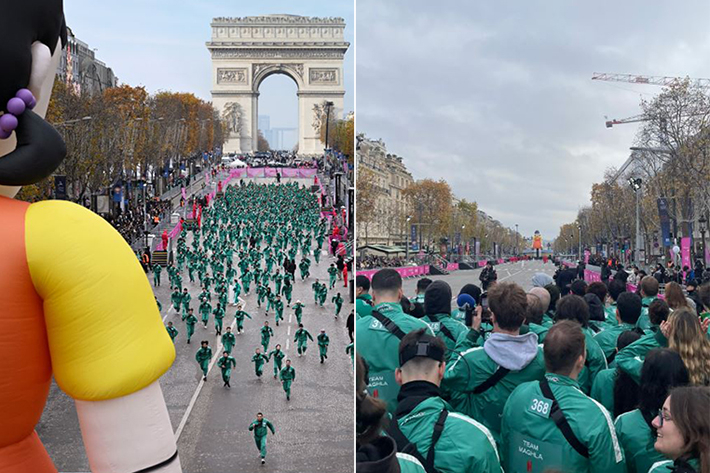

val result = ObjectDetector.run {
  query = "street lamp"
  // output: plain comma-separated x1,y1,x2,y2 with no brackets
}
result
629,177,643,265
577,224,582,262
406,215,412,263
700,214,707,268
324,101,334,151
515,223,519,256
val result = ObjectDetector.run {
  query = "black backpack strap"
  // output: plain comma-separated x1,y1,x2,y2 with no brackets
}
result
539,379,589,458
427,315,457,343
473,366,510,394
371,310,407,340
387,410,448,473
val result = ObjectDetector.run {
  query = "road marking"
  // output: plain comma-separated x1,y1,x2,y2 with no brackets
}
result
286,325,291,350
174,316,237,441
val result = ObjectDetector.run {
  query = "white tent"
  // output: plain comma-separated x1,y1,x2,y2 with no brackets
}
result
228,159,247,168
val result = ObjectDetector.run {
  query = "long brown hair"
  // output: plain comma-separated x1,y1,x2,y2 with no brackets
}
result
668,309,710,386
356,354,388,446
665,282,690,311
669,386,710,473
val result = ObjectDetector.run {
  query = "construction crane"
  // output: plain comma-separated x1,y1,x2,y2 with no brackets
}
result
593,72,710,128
592,72,710,89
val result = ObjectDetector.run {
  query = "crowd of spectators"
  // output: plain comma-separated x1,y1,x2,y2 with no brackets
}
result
356,254,406,270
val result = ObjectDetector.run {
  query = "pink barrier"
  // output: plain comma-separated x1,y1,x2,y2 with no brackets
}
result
478,261,487,267
282,168,299,178
229,169,245,178
357,265,431,280
497,259,505,264
584,269,602,282
299,168,318,178
265,168,278,177
446,263,459,271
247,168,265,178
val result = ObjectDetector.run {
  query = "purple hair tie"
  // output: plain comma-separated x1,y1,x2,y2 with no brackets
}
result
0,89,37,140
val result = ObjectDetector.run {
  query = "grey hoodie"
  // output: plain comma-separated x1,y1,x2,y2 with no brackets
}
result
532,272,554,288
483,332,539,371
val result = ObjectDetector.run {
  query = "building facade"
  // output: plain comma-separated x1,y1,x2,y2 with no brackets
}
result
357,136,414,245
56,27,118,96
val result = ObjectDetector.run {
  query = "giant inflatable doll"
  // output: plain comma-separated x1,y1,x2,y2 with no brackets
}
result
0,2,181,472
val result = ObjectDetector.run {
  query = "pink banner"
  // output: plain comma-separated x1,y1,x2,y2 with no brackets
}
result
181,187,186,200
446,263,459,271
282,168,299,178
229,169,245,178
478,260,487,267
681,237,691,269
299,169,318,178
205,173,210,185
265,168,278,178
357,265,431,281
247,168,265,178
584,269,602,282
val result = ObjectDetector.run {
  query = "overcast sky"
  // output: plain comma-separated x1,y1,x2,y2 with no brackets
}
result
64,0,354,150
357,0,710,239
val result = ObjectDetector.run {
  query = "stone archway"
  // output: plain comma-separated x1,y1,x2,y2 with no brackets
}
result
207,15,349,155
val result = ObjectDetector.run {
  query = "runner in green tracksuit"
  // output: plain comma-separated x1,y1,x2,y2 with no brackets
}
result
181,289,191,315
153,264,162,287
332,293,344,318
500,321,626,473
232,279,241,304
293,300,305,324
282,280,293,305
346,342,354,366
199,299,211,327
185,309,197,344
217,351,236,388
251,347,268,377
166,321,178,343
195,341,213,381
213,304,225,335
235,309,252,334
171,289,182,312
261,321,274,351
279,360,296,400
312,280,322,304
221,326,236,354
274,296,284,326
317,330,330,363
318,284,328,306
249,414,275,465
328,264,338,289
357,299,433,413
294,324,314,356
268,344,285,378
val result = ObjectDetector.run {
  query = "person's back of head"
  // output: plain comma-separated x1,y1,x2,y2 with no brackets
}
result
640,275,659,298
526,293,544,325
356,275,371,294
396,328,447,386
649,299,671,326
543,320,586,377
608,279,627,303
458,283,482,306
371,269,403,304
584,293,605,322
529,287,551,313
586,281,608,305
545,284,560,313
665,281,690,311
488,282,528,332
668,309,710,386
662,386,710,471
617,292,642,325
423,280,452,316
570,280,588,297
639,348,689,417
699,283,710,312
417,277,433,295
555,295,590,328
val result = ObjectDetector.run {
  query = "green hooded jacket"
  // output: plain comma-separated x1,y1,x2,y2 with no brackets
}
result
614,408,665,473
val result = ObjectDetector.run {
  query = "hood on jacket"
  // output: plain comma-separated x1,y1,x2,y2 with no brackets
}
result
424,280,452,316
584,293,605,321
532,272,554,287
356,436,401,473
484,332,539,371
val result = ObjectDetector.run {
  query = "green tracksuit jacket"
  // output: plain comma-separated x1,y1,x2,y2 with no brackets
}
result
614,408,665,473
593,322,635,361
422,313,468,361
356,302,433,413
442,341,546,443
589,367,616,414
356,294,374,319
395,394,503,473
221,332,236,354
249,419,275,458
501,373,626,473
579,327,608,394
616,329,667,384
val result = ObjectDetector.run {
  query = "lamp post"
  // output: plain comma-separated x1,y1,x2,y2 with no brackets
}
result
324,101,334,151
629,177,643,265
700,214,707,268
406,215,412,263
577,224,582,262
515,223,519,256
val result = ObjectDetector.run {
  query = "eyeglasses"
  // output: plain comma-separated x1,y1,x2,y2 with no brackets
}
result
656,409,673,427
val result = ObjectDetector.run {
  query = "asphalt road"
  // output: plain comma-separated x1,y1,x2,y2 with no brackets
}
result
401,259,557,301
36,178,354,473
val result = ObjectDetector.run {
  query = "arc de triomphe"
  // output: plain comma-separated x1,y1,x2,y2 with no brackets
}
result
206,15,349,155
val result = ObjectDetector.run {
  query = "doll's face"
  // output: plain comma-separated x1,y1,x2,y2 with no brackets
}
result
0,39,62,199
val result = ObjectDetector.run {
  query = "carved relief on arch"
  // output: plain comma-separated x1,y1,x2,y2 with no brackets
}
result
252,63,304,87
